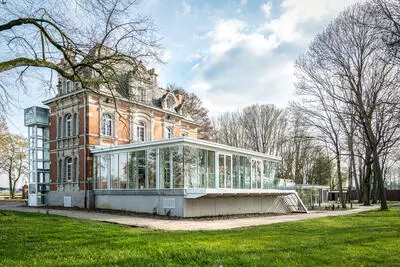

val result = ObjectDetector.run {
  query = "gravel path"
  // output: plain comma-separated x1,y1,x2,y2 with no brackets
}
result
0,202,382,231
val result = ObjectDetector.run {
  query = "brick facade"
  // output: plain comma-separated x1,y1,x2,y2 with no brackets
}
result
43,72,199,194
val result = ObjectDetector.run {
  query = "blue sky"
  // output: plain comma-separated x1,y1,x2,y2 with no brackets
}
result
7,0,364,136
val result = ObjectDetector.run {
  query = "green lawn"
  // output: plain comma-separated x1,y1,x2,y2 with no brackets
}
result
1,208,400,266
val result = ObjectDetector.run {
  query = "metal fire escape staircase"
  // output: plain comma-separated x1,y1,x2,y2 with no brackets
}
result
269,192,308,214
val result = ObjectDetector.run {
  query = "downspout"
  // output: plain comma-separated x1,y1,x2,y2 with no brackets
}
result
83,93,87,208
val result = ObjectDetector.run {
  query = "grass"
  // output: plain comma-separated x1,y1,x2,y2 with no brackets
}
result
1,208,400,266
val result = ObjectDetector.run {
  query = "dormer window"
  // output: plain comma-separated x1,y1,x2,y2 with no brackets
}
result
139,88,146,102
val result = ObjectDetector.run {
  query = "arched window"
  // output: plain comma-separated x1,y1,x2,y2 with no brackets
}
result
65,157,72,181
74,113,79,136
101,114,113,136
65,114,72,137
136,122,145,142
166,127,172,139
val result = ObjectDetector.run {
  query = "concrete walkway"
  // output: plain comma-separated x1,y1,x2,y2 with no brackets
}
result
0,203,382,231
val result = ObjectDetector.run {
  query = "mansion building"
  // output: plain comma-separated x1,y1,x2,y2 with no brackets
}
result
25,49,307,217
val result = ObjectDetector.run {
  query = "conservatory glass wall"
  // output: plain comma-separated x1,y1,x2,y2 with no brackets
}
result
92,138,294,191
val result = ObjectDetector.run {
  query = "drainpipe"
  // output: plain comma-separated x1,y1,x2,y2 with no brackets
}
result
83,93,87,208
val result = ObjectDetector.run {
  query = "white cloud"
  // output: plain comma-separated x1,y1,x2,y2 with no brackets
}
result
261,2,272,17
240,0,247,6
259,0,365,44
187,1,366,117
182,0,191,15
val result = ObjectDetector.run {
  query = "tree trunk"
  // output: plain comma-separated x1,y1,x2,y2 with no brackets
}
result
358,157,364,203
372,149,388,210
347,158,352,203
335,147,346,208
363,151,372,206
371,166,378,204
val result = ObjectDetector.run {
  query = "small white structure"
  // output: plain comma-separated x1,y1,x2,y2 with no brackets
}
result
92,137,307,217
24,107,50,206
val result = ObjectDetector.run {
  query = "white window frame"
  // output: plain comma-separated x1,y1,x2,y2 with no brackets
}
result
65,114,72,137
101,114,113,137
136,122,145,142
66,157,73,182
66,80,72,93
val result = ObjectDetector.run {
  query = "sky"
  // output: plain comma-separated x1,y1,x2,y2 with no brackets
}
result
7,0,364,136
0,0,364,186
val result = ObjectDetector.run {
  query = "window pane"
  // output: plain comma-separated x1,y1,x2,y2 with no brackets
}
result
241,156,251,189
37,139,43,148
44,173,50,183
37,127,43,137
30,138,35,148
100,155,109,189
30,172,36,183
119,153,127,189
207,151,215,188
218,154,225,188
184,146,198,188
37,150,43,160
66,158,72,181
110,154,119,189
128,152,138,189
160,147,171,189
226,155,232,189
29,184,36,194
137,151,146,188
233,155,240,189
198,149,206,188
256,160,262,189
44,161,50,169
147,149,156,188
263,160,271,189
171,146,183,188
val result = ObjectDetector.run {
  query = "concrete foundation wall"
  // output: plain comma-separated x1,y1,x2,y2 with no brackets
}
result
47,189,296,217
95,190,185,216
47,190,94,208
184,195,288,217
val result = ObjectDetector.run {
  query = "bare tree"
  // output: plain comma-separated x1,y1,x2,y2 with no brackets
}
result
214,104,332,187
292,85,347,208
0,0,161,116
295,2,400,210
373,0,400,63
166,84,214,140
0,125,28,198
